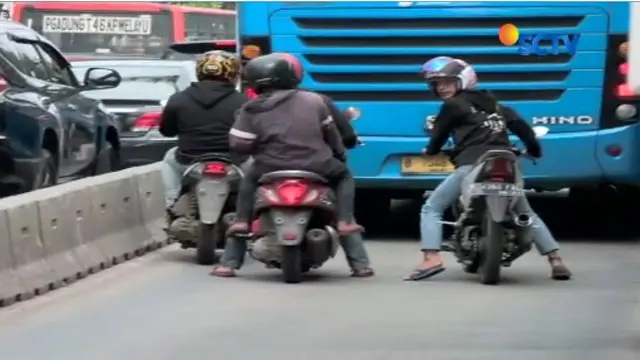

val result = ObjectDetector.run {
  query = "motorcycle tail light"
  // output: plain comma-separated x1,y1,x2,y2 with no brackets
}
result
245,87,258,99
276,180,309,205
485,157,513,183
203,162,227,176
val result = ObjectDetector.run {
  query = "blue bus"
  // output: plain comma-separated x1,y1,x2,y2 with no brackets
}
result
237,2,636,226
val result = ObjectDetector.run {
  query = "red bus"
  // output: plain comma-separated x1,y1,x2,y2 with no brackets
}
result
11,2,235,56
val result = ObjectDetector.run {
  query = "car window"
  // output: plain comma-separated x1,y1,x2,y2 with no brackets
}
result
0,35,26,86
71,64,192,99
9,41,49,81
33,42,77,86
72,64,185,100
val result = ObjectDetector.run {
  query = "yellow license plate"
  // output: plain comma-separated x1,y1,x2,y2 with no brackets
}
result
401,156,455,174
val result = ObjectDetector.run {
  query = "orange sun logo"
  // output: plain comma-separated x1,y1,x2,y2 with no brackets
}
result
498,23,520,46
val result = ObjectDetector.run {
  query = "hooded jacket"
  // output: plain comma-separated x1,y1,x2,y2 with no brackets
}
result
229,89,345,174
159,81,248,164
317,93,358,149
425,90,541,167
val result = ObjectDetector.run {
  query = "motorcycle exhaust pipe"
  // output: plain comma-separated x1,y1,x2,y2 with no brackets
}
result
514,214,534,227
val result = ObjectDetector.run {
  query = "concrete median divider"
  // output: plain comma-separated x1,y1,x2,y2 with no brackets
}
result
0,163,166,308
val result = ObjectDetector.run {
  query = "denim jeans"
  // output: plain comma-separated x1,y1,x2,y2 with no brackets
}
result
160,147,187,209
420,165,559,255
221,233,371,271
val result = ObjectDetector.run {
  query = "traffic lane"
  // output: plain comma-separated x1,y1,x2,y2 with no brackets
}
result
0,241,637,360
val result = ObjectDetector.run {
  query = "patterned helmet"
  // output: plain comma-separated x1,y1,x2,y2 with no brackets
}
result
195,50,240,83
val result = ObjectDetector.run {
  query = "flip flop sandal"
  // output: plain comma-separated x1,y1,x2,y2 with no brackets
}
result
351,268,375,278
551,265,572,281
210,266,236,278
403,265,445,281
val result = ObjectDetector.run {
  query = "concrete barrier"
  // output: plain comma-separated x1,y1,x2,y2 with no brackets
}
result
0,163,166,307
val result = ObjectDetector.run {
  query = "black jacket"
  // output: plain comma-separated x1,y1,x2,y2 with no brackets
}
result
229,89,344,175
159,81,248,164
425,90,541,167
318,94,358,149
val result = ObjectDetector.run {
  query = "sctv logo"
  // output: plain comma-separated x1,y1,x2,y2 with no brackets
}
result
499,23,581,56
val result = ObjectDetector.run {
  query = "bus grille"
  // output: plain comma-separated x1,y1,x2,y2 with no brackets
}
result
290,15,585,102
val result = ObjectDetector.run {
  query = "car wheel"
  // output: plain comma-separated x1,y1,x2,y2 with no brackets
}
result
35,149,57,189
94,142,120,175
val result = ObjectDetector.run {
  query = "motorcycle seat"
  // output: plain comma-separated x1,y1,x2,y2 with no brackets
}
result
473,149,518,167
189,152,233,164
258,170,328,184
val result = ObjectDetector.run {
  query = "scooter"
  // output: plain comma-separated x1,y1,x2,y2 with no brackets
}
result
167,153,244,265
440,126,549,285
241,106,363,283
247,170,341,283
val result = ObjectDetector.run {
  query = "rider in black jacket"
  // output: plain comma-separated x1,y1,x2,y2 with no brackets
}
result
405,56,571,281
212,53,373,278
159,50,248,215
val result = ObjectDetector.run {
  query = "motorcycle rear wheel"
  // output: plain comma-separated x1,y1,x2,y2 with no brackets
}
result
478,213,504,285
197,223,219,265
281,246,303,284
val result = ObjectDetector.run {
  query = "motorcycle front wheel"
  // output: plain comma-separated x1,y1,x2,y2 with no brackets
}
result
281,245,303,284
478,213,505,285
197,223,219,265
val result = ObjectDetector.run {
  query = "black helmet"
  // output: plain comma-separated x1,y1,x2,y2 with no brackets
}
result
195,50,240,83
242,53,303,93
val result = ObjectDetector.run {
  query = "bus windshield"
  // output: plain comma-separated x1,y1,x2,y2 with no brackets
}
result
23,9,172,56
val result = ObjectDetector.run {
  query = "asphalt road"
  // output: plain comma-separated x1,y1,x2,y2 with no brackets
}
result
0,196,638,360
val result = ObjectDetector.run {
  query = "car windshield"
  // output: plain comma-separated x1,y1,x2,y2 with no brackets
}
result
72,64,191,100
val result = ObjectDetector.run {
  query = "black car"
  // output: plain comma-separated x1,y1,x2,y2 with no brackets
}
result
70,60,195,168
0,21,122,197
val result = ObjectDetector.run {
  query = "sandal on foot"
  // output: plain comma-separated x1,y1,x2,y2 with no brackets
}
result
550,260,572,281
351,268,375,278
210,266,236,278
225,222,249,238
404,264,445,281
338,221,365,236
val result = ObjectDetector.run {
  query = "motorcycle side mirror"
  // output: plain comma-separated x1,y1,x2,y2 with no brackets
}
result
532,126,550,138
345,106,361,121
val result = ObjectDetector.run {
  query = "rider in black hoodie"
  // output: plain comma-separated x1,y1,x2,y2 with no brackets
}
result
159,50,248,212
405,56,571,281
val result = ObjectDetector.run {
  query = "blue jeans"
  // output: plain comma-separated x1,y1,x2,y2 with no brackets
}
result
420,165,559,255
160,147,187,209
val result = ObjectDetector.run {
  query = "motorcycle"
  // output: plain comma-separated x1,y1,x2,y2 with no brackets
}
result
440,126,549,285
246,171,341,283
167,153,245,265
239,106,363,284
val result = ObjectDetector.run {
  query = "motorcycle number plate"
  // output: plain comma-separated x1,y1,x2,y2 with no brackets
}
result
468,182,523,197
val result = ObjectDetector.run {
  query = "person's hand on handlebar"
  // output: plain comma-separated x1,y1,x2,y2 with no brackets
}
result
525,145,542,159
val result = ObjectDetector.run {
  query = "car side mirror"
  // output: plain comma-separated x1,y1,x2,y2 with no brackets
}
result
83,67,121,90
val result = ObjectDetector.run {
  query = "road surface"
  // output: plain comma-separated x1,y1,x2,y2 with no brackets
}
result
0,239,637,360
0,196,638,360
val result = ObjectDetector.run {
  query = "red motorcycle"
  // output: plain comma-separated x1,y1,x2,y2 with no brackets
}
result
242,106,362,283
247,171,341,283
